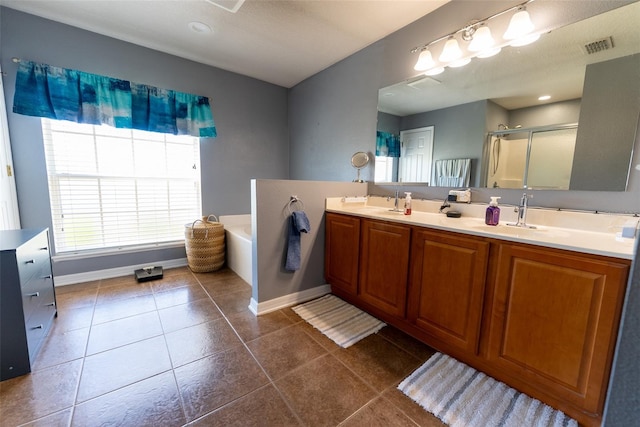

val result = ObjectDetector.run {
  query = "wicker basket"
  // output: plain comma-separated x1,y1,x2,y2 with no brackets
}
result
185,215,226,273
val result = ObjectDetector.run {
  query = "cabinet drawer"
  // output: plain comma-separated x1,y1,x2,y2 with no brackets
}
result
16,232,51,284
25,297,57,359
21,265,55,321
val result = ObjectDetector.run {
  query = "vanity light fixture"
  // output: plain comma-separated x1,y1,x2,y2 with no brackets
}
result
439,37,463,63
503,6,535,41
410,0,538,76
414,49,436,71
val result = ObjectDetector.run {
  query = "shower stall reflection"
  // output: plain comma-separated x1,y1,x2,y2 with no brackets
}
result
486,124,578,190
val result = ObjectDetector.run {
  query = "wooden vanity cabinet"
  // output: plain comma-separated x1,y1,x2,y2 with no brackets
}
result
485,242,629,421
325,212,360,296
407,228,489,355
358,219,410,318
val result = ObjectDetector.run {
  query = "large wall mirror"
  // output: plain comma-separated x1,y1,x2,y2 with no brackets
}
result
376,1,640,191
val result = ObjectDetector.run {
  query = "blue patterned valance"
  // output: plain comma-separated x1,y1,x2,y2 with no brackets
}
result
13,60,217,138
376,131,400,157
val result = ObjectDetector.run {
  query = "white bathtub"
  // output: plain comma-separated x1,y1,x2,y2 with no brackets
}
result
219,214,253,286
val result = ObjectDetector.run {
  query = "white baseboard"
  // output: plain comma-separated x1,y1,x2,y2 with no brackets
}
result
248,284,331,315
54,258,188,286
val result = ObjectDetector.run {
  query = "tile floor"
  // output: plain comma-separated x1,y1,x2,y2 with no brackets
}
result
0,266,446,427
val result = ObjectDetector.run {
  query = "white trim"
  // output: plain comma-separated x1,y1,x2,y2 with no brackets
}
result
54,258,188,286
248,284,331,315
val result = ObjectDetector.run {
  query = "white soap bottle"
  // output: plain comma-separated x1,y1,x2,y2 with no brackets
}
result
404,192,412,215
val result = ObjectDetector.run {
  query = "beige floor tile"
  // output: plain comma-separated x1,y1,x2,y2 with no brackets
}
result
334,333,422,392
71,371,185,427
341,396,420,426
247,323,327,380
31,327,90,371
157,297,223,333
153,283,210,310
91,293,157,325
77,336,172,402
226,309,294,342
86,311,164,355
165,318,242,368
175,345,269,422
188,384,301,426
0,360,82,426
275,354,377,426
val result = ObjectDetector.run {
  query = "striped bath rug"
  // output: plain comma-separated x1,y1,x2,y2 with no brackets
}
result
292,294,385,348
398,352,578,427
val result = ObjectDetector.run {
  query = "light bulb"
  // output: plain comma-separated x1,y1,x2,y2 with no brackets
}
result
509,33,540,47
468,25,495,52
476,47,501,58
414,49,436,71
449,58,471,68
504,8,535,40
439,37,463,63
424,67,445,76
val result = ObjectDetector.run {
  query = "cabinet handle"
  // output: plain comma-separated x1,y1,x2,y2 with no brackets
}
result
40,247,48,251
25,259,35,264
43,274,52,279
46,302,56,307
31,324,44,330
27,291,40,297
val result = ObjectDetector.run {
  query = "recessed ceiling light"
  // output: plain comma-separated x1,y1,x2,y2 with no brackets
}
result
188,21,212,34
538,95,551,101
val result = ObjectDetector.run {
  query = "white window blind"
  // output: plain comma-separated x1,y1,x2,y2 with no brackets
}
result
42,119,201,253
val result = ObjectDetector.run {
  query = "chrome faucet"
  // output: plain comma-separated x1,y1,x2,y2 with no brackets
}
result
510,192,535,228
388,189,402,212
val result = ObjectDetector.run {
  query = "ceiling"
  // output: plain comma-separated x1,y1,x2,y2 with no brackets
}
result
378,1,640,116
0,0,449,88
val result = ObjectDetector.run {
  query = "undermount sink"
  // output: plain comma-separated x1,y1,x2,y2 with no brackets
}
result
470,223,569,239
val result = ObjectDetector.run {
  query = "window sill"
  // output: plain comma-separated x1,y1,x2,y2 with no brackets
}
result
52,241,185,262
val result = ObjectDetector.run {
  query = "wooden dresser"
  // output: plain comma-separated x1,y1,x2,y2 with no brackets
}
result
1,228,57,380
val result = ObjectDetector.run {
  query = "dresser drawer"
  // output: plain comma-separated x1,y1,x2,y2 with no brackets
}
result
25,295,57,359
22,270,55,323
16,232,51,284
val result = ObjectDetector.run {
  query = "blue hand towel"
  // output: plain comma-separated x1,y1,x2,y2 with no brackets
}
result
285,211,311,271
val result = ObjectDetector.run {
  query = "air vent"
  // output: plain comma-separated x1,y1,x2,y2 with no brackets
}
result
406,75,441,89
584,36,614,54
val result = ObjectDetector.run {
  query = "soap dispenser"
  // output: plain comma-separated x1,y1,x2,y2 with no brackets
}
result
404,192,412,215
485,196,501,225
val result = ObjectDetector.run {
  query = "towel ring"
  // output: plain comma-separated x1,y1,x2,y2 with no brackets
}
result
287,196,305,214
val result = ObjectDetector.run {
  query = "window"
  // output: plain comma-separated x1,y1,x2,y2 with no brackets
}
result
42,119,201,253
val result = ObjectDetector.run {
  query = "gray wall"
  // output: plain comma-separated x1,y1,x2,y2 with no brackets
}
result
252,180,366,304
401,101,486,188
288,0,640,213
1,8,289,275
571,54,640,191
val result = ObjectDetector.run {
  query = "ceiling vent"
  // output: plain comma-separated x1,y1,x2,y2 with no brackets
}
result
406,75,441,90
584,36,614,54
205,0,245,13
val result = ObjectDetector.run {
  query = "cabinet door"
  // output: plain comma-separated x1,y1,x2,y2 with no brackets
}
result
487,243,629,414
407,228,489,354
325,213,360,296
359,219,410,317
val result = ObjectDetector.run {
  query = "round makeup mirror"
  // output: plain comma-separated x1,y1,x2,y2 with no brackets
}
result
351,151,369,182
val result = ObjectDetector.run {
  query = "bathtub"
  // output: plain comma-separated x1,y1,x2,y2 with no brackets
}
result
218,214,253,286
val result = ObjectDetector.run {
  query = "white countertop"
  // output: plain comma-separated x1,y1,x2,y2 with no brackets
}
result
326,197,637,260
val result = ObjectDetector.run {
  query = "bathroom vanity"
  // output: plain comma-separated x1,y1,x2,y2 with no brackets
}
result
325,198,634,427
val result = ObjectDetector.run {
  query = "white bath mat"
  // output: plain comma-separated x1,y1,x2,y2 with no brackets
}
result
292,294,385,348
398,352,578,427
